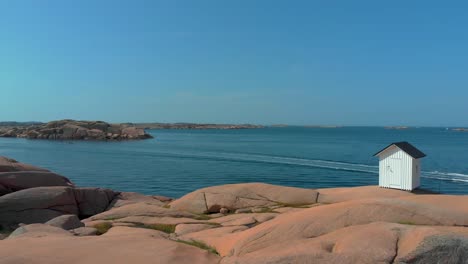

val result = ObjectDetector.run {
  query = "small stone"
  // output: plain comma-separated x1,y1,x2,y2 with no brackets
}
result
8,224,72,239
220,208,229,214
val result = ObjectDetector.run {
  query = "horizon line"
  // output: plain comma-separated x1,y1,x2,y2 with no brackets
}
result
0,120,467,128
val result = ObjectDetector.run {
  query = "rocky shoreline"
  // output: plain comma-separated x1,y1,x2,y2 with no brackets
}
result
0,120,153,140
0,156,467,263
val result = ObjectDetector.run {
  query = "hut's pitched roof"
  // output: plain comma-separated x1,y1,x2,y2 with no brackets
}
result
374,141,426,159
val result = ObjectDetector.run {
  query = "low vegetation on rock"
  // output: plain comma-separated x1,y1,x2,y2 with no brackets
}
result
136,223,177,234
176,239,219,255
93,222,113,235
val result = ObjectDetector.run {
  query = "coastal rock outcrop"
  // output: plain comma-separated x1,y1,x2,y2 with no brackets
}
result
316,185,415,203
169,183,319,214
0,156,75,196
216,195,468,258
8,223,73,239
0,158,119,228
1,227,221,264
219,222,468,264
86,202,196,223
0,171,74,195
0,186,118,228
0,187,79,228
0,156,49,172
0,120,153,140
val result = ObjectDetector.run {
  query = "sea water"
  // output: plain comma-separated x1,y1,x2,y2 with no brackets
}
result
0,127,467,197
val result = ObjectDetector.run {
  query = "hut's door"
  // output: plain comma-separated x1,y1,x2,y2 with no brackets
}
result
389,158,402,188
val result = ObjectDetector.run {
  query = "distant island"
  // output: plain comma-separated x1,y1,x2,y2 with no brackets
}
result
384,126,410,130
0,120,152,140
269,125,342,128
303,125,342,128
453,128,468,132
134,123,264,130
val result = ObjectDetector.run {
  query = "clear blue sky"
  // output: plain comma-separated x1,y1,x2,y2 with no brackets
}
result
1,1,467,126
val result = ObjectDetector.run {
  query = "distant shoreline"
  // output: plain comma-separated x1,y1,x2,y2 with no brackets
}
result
134,123,264,130
2,122,468,130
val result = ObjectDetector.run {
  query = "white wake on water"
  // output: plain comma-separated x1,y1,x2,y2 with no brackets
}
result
149,149,468,183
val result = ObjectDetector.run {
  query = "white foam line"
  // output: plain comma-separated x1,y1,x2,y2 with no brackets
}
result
150,149,468,183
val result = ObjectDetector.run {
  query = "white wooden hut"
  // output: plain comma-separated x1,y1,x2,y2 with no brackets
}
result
374,142,426,191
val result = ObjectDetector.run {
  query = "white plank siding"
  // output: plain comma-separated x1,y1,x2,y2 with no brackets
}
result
378,145,416,191
412,159,421,189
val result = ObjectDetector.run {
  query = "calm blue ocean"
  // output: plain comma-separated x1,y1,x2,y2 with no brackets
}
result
0,127,467,197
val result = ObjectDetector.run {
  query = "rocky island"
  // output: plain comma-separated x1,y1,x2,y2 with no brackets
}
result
0,120,153,140
0,156,467,263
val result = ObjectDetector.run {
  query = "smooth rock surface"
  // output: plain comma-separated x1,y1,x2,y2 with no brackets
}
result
221,222,468,264
0,157,74,196
226,196,468,257
170,183,319,214
0,186,118,228
316,185,414,204
86,202,196,222
0,156,49,172
8,224,72,239
0,187,78,228
175,224,216,236
0,227,220,264
0,171,74,195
